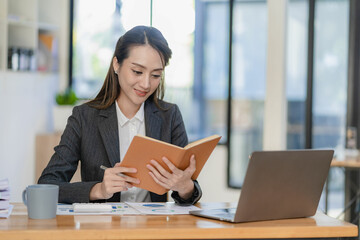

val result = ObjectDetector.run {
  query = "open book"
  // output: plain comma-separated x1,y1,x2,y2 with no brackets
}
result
119,135,221,195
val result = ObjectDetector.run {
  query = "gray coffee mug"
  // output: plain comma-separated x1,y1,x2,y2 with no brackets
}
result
22,184,59,219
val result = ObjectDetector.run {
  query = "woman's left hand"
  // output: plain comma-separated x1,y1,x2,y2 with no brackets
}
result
146,154,196,199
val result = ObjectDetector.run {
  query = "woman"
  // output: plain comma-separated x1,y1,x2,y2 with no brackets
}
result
38,26,202,204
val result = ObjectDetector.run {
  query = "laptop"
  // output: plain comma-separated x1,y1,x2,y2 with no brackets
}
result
190,149,334,223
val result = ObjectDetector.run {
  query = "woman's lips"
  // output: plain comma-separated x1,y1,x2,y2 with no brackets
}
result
134,89,147,97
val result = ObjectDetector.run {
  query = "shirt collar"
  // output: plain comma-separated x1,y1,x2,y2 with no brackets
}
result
115,101,145,127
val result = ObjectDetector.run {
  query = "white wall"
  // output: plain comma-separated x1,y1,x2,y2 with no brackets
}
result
0,72,58,201
197,145,240,202
0,0,69,202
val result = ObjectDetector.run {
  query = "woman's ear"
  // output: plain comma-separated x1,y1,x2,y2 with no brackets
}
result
112,57,119,74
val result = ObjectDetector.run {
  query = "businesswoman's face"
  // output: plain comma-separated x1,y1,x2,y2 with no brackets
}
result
113,44,164,113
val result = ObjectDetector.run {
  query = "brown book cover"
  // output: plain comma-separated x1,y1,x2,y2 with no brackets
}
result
119,135,221,195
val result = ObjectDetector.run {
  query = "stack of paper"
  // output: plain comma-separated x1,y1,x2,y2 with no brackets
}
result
0,178,13,218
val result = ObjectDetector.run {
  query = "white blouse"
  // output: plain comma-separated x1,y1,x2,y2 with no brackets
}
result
115,101,151,202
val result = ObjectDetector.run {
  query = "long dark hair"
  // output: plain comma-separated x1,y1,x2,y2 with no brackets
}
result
88,25,172,109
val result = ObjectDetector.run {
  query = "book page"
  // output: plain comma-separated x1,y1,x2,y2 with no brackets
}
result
184,135,221,149
138,135,184,150
180,135,221,179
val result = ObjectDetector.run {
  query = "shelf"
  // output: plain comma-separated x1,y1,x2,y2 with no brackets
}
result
38,22,59,32
0,0,64,73
0,69,59,77
7,18,36,28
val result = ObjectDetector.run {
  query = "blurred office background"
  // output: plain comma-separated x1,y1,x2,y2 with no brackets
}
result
0,0,357,222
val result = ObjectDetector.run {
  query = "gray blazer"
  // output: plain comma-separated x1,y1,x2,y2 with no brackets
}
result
38,99,202,204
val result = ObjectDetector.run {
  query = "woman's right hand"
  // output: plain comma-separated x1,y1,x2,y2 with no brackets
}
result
90,163,140,200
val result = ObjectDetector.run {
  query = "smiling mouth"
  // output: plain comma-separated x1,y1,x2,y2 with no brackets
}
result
134,89,148,97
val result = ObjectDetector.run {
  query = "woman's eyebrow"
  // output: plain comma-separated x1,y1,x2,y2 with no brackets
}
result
131,62,163,71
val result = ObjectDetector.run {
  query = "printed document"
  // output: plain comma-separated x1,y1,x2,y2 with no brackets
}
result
57,202,201,215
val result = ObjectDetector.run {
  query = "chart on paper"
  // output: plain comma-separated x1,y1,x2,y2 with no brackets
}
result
125,202,201,215
56,202,201,215
57,203,141,215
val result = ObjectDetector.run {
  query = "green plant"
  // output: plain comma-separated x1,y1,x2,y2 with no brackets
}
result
55,88,78,105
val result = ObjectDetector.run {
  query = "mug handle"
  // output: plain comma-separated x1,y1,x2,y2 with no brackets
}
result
22,189,27,206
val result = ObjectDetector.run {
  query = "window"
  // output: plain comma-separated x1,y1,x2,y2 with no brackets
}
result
151,0,201,140
313,0,349,217
312,0,349,150
286,0,308,150
229,0,267,188
286,0,350,217
194,0,229,142
72,0,150,99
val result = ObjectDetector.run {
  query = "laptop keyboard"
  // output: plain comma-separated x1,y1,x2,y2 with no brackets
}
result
214,213,234,219
212,208,236,220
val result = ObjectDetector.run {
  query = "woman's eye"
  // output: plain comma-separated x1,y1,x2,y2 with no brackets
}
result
152,74,161,78
132,70,142,75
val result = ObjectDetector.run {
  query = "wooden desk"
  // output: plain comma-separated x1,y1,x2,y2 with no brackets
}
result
0,202,357,240
332,159,360,168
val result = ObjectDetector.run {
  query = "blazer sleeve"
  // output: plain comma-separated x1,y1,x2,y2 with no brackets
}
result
38,106,99,203
169,104,202,205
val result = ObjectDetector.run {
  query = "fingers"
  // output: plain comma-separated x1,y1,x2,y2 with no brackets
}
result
112,165,137,174
99,180,133,199
99,172,132,199
100,165,140,199
106,166,140,184
102,170,134,190
146,162,170,184
148,171,170,189
148,158,175,178
102,180,133,192
146,155,197,193
160,157,183,175
185,155,197,175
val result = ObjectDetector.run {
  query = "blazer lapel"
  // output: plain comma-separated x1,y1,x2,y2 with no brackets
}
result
98,103,120,167
145,100,163,140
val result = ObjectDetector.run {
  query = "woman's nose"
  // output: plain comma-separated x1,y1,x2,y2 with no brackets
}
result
139,75,150,89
